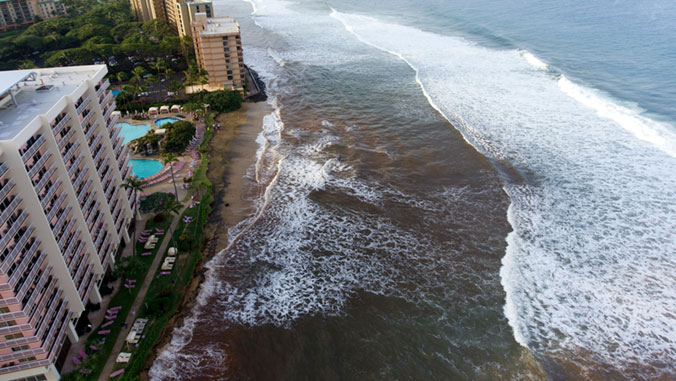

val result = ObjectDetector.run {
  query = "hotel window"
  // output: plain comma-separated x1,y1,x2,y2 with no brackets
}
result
228,76,233,80
11,345,30,352
0,306,9,313
5,332,23,340
18,356,37,363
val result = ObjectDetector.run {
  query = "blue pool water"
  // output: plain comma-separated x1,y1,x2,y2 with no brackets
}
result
112,90,120,97
116,122,151,144
129,159,163,179
155,117,180,127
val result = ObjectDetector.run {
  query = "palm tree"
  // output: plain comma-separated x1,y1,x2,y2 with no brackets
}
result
114,71,128,83
164,68,174,82
120,176,146,257
198,69,209,92
158,198,182,256
150,58,165,78
162,153,180,202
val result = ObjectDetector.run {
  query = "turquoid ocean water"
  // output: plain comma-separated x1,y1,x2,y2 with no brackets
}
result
151,0,676,379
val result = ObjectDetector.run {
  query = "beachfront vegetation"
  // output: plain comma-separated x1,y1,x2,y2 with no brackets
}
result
0,0,187,71
139,192,175,213
162,121,196,153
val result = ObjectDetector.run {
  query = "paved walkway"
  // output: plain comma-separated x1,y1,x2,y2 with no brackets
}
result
98,204,188,380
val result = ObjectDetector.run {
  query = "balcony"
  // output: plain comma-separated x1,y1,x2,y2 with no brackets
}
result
29,276,56,326
96,79,110,97
21,135,45,162
40,179,62,209
34,167,56,194
0,224,34,273
0,163,7,178
65,234,83,265
110,124,121,142
46,308,70,360
81,109,94,126
62,141,81,164
36,292,63,338
0,196,22,227
51,114,72,137
27,152,52,179
97,158,110,178
45,193,66,222
40,297,67,344
72,167,88,191
100,91,113,108
67,155,84,178
108,183,119,204
8,239,41,288
15,247,45,302
103,102,116,120
0,180,15,204
56,217,75,251
85,200,100,227
72,249,88,284
107,113,120,131
57,128,75,150
52,206,72,235
76,95,91,115
88,132,102,150
85,120,99,141
0,212,27,252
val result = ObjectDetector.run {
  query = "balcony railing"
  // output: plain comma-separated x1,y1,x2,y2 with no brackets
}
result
96,79,110,97
52,206,72,235
97,158,109,178
0,224,34,273
110,124,121,142
108,183,119,204
57,217,75,252
45,193,66,222
52,114,72,137
72,167,88,191
107,113,119,131
81,109,94,126
0,212,27,252
78,264,93,298
103,102,116,120
8,239,41,288
67,155,84,178
0,196,22,227
40,297,67,345
72,249,88,284
15,247,45,301
57,128,75,150
27,152,52,179
40,179,62,209
66,234,83,265
34,167,56,194
63,141,81,164
36,292,63,338
77,179,93,206
100,91,113,108
46,307,69,359
21,136,45,162
0,180,15,204
85,120,99,141
29,276,56,326
0,163,7,178
76,95,91,115
85,200,100,227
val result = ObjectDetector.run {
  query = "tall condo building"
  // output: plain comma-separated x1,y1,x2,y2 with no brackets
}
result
130,0,213,38
191,13,245,90
0,0,66,31
0,65,134,380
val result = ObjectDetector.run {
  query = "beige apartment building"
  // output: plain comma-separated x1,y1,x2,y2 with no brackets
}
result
0,65,134,380
130,0,213,38
191,13,245,91
0,0,66,31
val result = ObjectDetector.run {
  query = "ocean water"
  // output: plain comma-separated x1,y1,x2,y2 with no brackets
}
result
151,0,676,379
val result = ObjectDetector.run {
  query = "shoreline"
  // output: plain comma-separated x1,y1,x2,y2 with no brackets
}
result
139,101,272,379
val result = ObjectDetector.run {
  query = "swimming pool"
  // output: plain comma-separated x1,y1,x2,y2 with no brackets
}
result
112,90,120,97
129,159,163,179
155,117,180,127
117,122,151,144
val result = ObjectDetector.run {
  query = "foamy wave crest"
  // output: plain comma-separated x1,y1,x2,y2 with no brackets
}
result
329,7,676,378
520,51,549,70
558,75,676,157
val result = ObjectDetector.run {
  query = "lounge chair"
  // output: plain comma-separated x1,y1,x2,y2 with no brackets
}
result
78,349,88,359
110,369,124,378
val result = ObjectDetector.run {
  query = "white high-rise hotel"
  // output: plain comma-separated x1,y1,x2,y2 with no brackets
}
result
0,65,133,380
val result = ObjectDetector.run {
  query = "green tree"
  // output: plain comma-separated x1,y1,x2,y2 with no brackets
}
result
120,176,146,257
157,198,182,256
162,153,180,202
150,57,165,78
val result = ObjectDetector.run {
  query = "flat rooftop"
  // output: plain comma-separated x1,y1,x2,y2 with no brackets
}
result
0,65,104,141
200,16,240,35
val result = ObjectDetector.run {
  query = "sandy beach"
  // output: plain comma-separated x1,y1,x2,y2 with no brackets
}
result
140,101,271,378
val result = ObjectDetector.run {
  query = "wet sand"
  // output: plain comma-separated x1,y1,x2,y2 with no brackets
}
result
141,101,271,378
